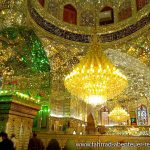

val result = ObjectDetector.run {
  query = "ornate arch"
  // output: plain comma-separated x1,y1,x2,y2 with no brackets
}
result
136,0,148,11
99,6,114,25
63,4,77,25
137,104,148,125
118,0,132,21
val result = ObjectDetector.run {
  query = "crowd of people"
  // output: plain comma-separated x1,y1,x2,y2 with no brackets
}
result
0,132,16,150
0,131,45,150
0,132,19,150
28,132,45,150
0,131,64,150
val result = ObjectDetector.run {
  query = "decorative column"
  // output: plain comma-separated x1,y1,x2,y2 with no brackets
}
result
113,6,119,23
131,0,137,17
0,94,40,150
44,0,50,13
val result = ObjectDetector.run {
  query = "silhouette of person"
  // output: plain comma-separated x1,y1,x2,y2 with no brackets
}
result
46,139,60,150
0,131,14,150
28,132,44,150
11,133,19,150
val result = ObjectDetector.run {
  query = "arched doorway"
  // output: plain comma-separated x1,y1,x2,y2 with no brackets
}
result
99,6,114,25
137,104,148,125
63,4,77,25
136,0,148,11
118,1,132,21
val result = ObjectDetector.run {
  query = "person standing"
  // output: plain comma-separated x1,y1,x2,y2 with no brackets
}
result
11,133,19,150
46,139,60,150
0,131,14,150
28,132,44,150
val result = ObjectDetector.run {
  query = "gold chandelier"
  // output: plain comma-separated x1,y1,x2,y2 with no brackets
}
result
109,106,130,122
64,35,128,105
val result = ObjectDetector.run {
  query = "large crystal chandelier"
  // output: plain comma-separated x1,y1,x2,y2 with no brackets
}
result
109,106,130,122
64,34,128,105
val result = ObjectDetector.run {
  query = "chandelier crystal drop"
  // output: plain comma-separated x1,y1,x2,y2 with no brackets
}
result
64,35,128,105
109,106,130,122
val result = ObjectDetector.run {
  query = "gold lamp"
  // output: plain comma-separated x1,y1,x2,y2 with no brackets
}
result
64,32,128,105
109,106,130,122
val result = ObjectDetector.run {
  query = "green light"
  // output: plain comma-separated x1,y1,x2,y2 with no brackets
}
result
0,27,50,73
0,26,51,104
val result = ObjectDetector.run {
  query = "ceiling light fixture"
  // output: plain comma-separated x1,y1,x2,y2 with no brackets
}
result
109,106,130,122
64,34,128,105
64,3,128,106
